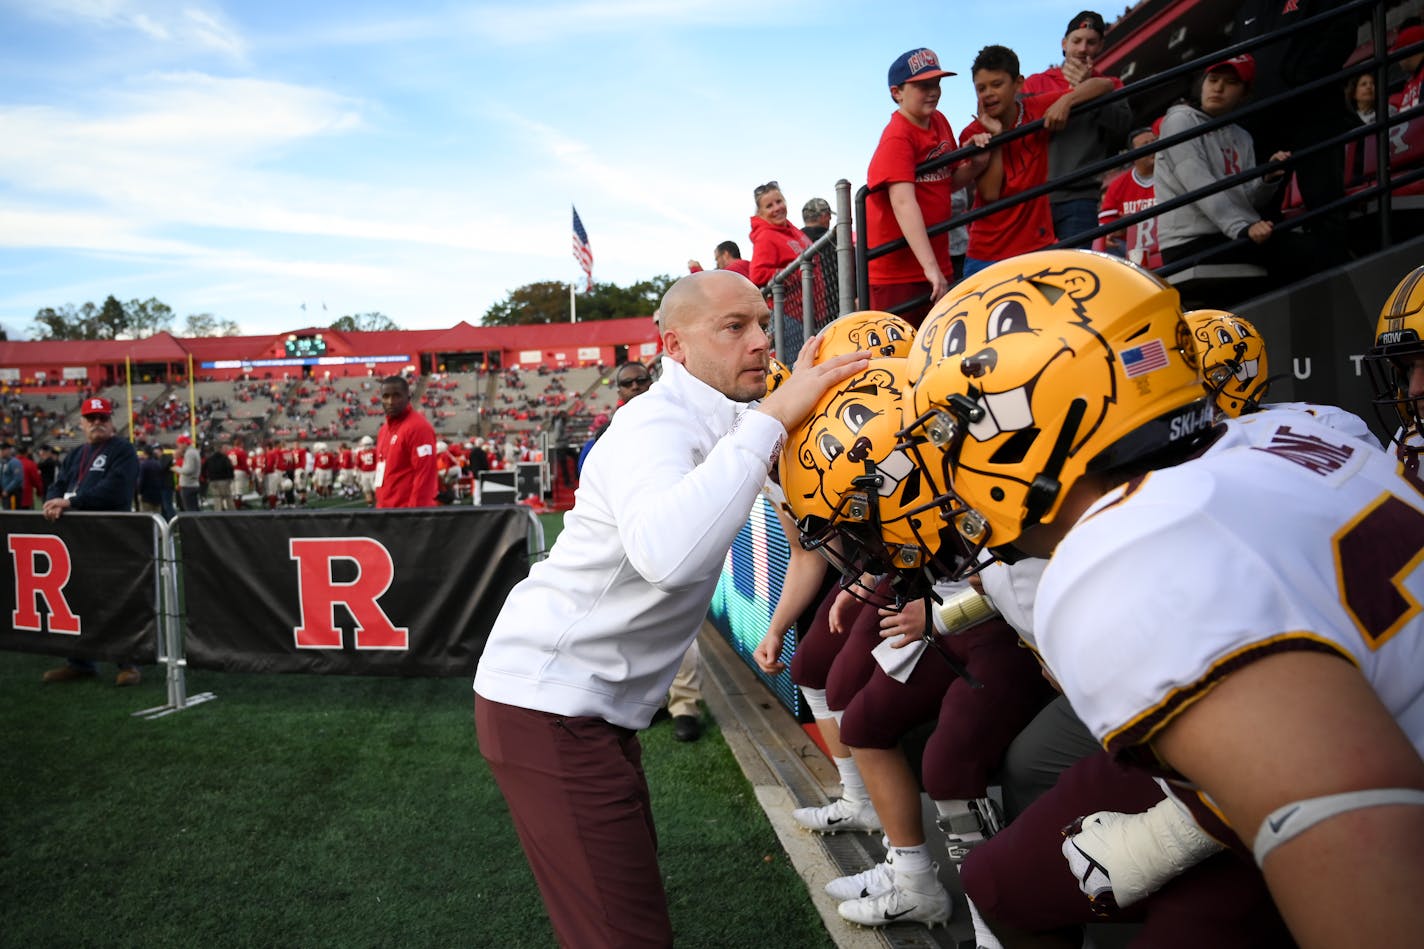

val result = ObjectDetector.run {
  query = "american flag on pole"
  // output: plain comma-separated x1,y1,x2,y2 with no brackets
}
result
572,205,594,292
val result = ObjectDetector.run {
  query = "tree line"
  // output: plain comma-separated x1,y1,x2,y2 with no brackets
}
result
479,277,675,326
29,296,241,341
23,275,674,341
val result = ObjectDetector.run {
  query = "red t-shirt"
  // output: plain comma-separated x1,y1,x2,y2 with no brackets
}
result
1021,65,1124,99
314,450,335,470
1392,64,1424,111
226,447,248,472
1098,168,1161,269
374,409,437,508
267,447,289,474
339,448,354,470
960,91,1066,262
356,448,377,472
866,110,957,285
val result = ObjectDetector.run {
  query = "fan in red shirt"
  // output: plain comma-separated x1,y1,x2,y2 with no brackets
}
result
959,43,1118,276
374,376,437,509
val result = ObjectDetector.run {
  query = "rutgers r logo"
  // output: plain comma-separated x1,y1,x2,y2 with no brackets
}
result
289,538,408,650
8,534,81,635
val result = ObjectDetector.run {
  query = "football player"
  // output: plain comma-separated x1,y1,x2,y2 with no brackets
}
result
902,249,1424,948
1365,264,1424,494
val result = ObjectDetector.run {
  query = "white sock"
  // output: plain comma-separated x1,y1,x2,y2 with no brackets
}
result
889,843,932,875
968,897,1005,949
834,755,868,806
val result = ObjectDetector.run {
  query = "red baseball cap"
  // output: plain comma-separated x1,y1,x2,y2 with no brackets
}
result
177,434,192,444
81,397,113,417
1393,25,1424,53
1206,53,1255,87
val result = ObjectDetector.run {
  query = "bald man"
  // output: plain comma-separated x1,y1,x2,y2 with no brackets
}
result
475,270,869,948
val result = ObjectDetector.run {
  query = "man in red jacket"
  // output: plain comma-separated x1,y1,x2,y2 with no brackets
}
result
374,376,437,508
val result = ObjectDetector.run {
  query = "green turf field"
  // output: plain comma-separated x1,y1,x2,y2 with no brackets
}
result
1,652,833,948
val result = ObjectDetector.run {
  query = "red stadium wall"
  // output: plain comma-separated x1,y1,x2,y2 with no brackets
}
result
0,317,662,387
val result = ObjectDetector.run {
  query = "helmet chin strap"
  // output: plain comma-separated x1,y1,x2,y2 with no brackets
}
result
1023,398,1086,530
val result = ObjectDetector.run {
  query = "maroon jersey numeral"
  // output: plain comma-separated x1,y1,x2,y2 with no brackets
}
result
1334,493,1424,649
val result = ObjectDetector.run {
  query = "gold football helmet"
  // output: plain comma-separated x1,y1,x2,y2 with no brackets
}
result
779,358,949,575
816,310,916,360
1183,309,1270,417
901,250,1213,558
1365,264,1424,443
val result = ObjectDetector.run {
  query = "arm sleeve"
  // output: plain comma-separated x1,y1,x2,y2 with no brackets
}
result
867,123,916,190
748,233,779,286
71,443,138,512
412,420,439,507
601,408,784,591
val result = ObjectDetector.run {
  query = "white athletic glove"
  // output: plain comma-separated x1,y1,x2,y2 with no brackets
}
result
1061,797,1225,913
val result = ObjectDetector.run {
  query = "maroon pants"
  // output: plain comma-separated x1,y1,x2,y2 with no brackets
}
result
960,749,1292,946
824,578,894,711
475,695,672,949
788,584,854,691
838,619,1050,800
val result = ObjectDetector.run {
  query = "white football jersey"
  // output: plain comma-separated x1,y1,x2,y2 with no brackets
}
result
1265,401,1379,448
1036,408,1424,759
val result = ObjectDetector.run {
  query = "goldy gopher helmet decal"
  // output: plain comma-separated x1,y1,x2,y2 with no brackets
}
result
779,358,947,572
901,250,1212,555
1183,310,1270,417
817,310,916,360
1365,264,1424,443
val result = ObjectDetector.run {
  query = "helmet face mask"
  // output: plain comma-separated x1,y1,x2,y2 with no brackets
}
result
764,357,791,397
1367,265,1424,445
901,250,1213,555
1184,310,1270,417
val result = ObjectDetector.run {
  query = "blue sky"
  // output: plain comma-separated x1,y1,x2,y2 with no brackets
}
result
0,0,1081,340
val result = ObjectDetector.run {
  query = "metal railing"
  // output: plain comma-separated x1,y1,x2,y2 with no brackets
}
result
849,0,1411,315
761,180,857,359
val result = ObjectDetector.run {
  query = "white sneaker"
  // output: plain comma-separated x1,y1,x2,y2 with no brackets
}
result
792,797,881,834
825,857,895,902
837,866,951,929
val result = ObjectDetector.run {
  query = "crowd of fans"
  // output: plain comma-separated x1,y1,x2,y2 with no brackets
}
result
703,3,1416,332
0,360,635,513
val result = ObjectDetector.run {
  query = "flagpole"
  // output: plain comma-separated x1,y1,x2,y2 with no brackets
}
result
570,283,577,323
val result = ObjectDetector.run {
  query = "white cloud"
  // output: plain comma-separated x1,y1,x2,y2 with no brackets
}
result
6,0,248,58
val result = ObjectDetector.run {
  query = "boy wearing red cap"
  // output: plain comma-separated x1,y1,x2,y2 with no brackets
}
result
41,396,143,686
866,47,991,325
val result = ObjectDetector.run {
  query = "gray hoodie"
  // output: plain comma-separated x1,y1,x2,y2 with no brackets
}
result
1155,102,1277,249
